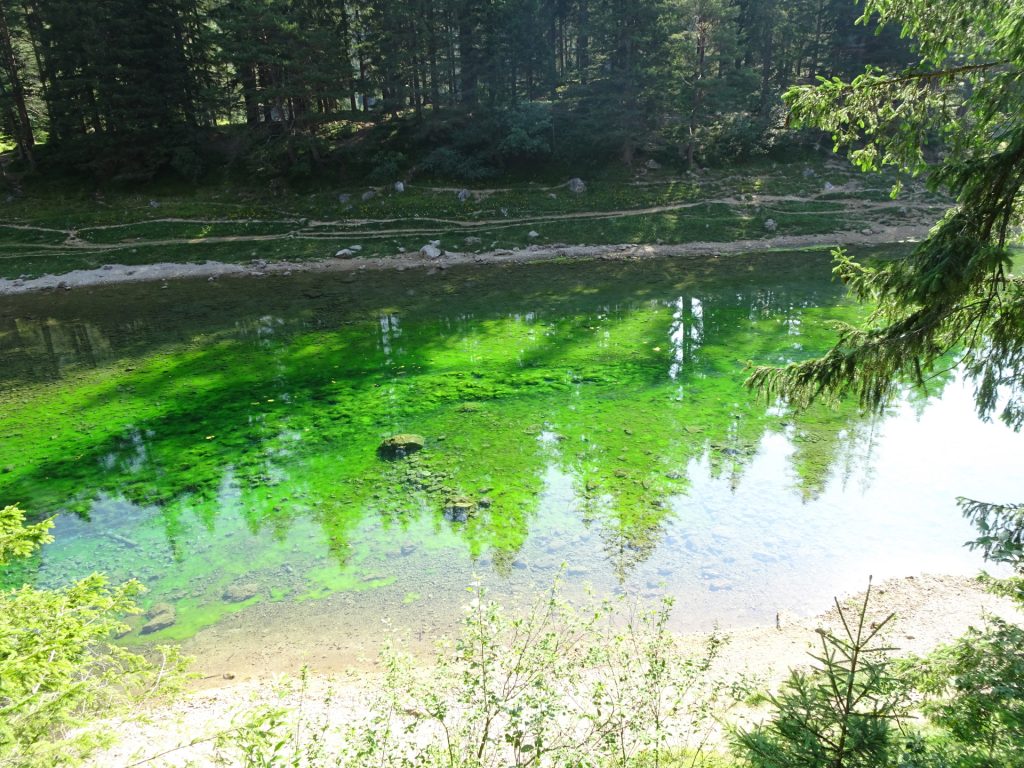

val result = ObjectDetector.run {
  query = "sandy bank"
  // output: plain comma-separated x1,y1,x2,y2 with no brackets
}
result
91,572,1018,767
0,225,929,296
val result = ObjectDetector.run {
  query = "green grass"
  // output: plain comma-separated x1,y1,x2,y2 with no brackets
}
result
0,157,943,280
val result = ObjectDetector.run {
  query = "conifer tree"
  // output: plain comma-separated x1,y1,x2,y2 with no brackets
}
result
748,0,1024,432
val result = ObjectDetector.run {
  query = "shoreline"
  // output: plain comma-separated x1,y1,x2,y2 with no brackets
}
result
178,571,1018,689
91,571,1019,767
0,224,929,296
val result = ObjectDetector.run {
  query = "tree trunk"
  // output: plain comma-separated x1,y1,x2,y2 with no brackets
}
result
338,1,358,112
426,0,440,109
0,2,35,168
240,63,259,124
687,21,708,171
457,5,477,107
577,0,589,83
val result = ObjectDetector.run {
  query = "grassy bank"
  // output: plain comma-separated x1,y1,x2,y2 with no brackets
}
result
0,157,945,281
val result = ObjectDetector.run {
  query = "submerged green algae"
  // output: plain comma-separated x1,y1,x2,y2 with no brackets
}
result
0,246,1006,642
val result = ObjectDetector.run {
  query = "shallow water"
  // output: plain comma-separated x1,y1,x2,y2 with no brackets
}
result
1,250,1021,662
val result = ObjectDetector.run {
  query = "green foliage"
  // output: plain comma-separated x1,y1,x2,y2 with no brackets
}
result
751,0,1024,433
0,504,53,563
495,103,553,163
904,619,1024,768
0,505,188,767
1,0,916,181
888,497,1024,767
367,150,408,184
733,582,908,768
960,498,1024,571
746,9,1024,764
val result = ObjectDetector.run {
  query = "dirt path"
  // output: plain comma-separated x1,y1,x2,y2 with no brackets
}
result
0,183,944,259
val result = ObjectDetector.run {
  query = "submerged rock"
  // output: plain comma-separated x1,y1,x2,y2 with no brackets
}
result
443,498,475,523
379,434,426,459
141,603,176,634
147,602,174,619
222,582,259,603
107,532,138,549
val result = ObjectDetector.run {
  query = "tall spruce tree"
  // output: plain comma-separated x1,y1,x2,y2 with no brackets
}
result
748,0,1024,520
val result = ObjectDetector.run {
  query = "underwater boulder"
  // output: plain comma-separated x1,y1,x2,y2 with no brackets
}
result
378,434,426,459
222,582,259,603
141,603,177,634
443,498,475,523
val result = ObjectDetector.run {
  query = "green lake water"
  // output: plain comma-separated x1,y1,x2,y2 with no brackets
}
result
2,250,1021,669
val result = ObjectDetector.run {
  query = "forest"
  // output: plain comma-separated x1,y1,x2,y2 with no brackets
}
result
1,0,912,182
2,0,1024,766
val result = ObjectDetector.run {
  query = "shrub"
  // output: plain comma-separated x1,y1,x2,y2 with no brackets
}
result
904,619,1024,767
495,103,553,164
213,581,737,767
0,505,188,767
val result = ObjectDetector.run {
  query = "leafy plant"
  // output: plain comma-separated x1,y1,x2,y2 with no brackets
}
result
0,503,53,561
748,0,1024,435
892,496,1024,767
905,619,1024,768
960,498,1024,572
212,580,737,767
0,504,188,767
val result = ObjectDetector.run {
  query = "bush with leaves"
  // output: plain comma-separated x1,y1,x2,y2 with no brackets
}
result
744,2,1024,762
212,580,737,767
903,619,1024,768
885,497,1024,768
0,504,188,767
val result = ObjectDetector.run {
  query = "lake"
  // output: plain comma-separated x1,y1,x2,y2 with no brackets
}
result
2,249,1020,672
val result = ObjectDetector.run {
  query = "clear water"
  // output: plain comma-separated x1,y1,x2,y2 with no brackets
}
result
1,250,1020,669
